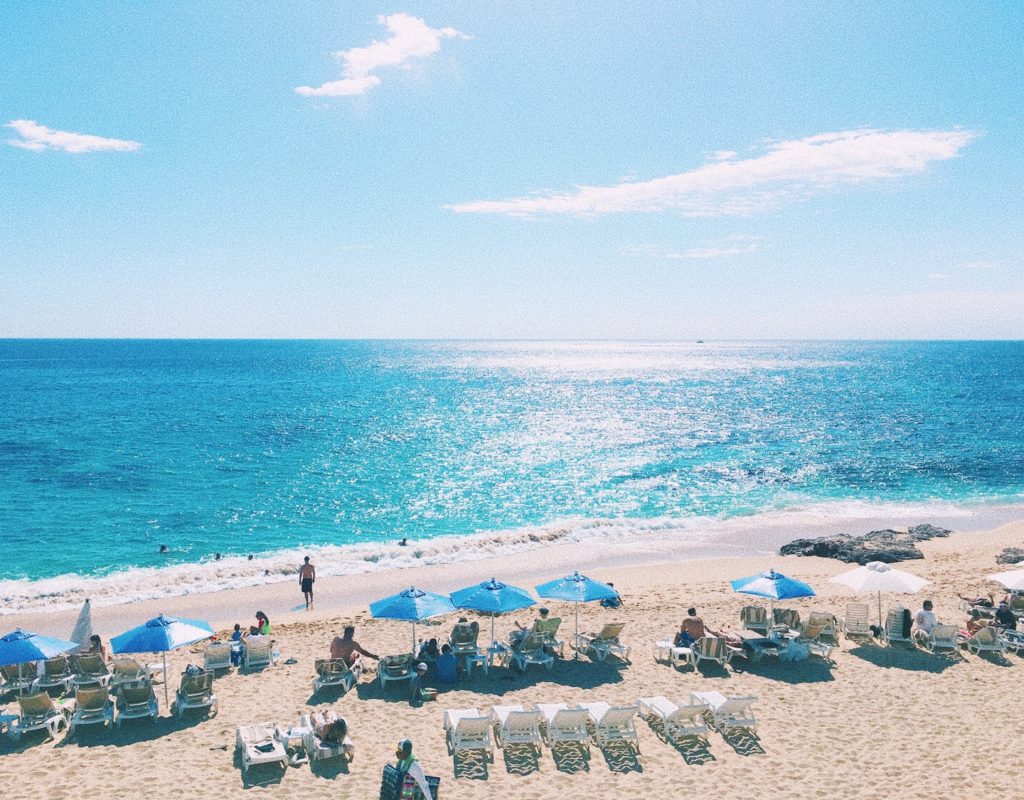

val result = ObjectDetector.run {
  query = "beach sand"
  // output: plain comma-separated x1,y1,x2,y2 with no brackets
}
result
2,518,1023,799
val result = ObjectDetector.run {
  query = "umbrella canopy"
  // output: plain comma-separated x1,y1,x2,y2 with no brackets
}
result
536,571,618,659
0,628,79,667
830,561,929,624
111,614,215,705
69,599,94,652
988,568,1024,592
370,587,456,654
450,578,536,644
730,569,816,600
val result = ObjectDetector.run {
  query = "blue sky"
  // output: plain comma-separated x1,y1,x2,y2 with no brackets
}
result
1,2,1021,338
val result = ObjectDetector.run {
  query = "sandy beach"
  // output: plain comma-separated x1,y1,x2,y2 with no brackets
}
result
3,517,1023,800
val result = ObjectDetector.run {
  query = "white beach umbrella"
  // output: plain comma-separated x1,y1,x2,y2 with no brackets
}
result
830,561,929,625
988,568,1024,592
69,599,93,652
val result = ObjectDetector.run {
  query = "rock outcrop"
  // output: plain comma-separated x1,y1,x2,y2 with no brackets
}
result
779,524,952,564
995,547,1024,565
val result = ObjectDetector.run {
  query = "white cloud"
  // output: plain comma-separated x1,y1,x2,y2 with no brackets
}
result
6,119,142,153
668,242,761,259
964,260,999,270
928,272,952,280
448,128,978,218
296,13,469,97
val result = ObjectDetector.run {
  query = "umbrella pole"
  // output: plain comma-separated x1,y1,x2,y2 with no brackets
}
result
490,615,496,648
878,591,883,628
163,651,169,707
574,600,580,660
412,622,417,657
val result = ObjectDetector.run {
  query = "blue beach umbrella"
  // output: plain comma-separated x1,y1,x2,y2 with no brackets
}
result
730,569,816,601
0,628,79,667
536,571,619,658
111,614,215,704
450,578,536,645
370,587,456,655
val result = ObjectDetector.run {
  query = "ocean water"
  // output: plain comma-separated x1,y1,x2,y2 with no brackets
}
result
2,339,1023,612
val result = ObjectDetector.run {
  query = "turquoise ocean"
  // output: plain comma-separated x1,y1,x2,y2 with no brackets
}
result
2,339,1023,612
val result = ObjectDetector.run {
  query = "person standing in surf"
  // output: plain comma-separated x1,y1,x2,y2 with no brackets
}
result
299,555,316,609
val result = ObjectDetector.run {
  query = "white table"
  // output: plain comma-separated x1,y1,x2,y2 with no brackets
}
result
534,703,568,725
276,725,312,766
654,639,693,666
487,642,510,669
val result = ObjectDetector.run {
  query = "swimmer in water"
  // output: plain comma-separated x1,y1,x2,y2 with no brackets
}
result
159,544,168,554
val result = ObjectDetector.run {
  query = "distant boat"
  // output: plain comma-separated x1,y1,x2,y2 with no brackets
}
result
696,339,704,344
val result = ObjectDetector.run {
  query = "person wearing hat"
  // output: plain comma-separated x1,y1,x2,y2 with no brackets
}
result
408,661,435,706
394,739,433,799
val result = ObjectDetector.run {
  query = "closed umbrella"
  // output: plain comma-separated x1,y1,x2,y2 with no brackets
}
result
988,568,1024,592
370,587,456,655
111,614,215,704
450,577,536,646
69,599,94,652
535,571,618,659
0,629,79,667
830,561,929,625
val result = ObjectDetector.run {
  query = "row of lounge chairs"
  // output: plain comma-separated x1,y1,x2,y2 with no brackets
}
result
444,693,758,760
0,654,157,697
202,637,277,673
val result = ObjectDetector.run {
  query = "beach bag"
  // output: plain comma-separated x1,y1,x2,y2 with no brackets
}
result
379,764,440,800
901,608,912,639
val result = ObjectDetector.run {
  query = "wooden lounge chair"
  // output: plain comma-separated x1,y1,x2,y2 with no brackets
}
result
236,723,288,775
444,707,494,761
71,654,112,688
10,692,71,740
450,622,482,661
691,636,734,669
0,662,37,695
842,603,872,639
580,701,640,753
175,669,218,718
69,685,113,735
204,642,233,673
312,658,361,693
512,633,554,671
798,613,837,659
574,622,630,662
923,624,959,653
378,653,414,689
535,703,590,750
115,679,159,726
35,655,74,694
110,657,145,688
740,604,769,635
489,704,543,753
638,695,709,742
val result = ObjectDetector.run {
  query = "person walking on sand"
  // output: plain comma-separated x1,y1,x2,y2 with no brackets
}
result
299,555,316,609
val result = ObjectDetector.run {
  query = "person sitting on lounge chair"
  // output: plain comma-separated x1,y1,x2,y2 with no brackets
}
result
330,625,379,666
512,608,550,648
963,609,989,637
84,635,110,664
994,601,1017,631
313,714,354,761
451,617,479,642
912,600,938,643
675,608,706,646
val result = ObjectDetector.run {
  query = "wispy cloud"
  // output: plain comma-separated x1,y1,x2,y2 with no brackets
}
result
668,242,761,259
448,128,978,218
964,259,999,270
624,235,763,260
6,119,142,153
296,13,469,97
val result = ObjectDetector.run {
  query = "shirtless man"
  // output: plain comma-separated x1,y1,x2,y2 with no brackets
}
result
299,556,316,609
680,608,707,642
330,625,379,665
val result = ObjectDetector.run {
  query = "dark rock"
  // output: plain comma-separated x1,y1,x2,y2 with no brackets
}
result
779,524,954,564
996,547,1024,565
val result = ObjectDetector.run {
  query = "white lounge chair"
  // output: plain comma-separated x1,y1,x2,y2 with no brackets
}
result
175,670,218,718
115,679,159,726
740,605,770,635
236,723,288,775
489,705,543,753
242,636,276,671
10,692,71,740
842,603,872,639
71,654,112,688
535,617,565,658
574,622,631,662
444,708,494,761
798,613,837,659
772,607,801,638
204,642,233,673
69,685,113,735
0,662,37,695
450,622,483,670
638,695,709,742
923,624,959,653
302,710,354,763
580,702,640,752
960,626,1007,655
34,655,74,694
313,658,361,693
535,703,590,750
883,608,914,646
512,633,554,671
379,653,415,689
698,694,757,734
691,636,734,668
